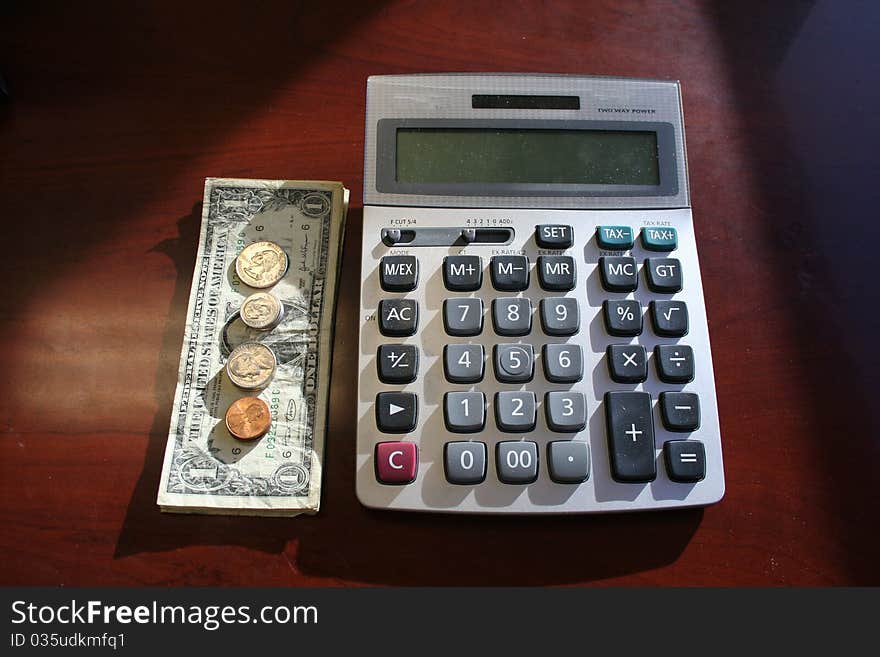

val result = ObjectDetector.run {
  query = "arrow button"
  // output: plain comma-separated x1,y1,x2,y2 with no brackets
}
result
376,392,417,433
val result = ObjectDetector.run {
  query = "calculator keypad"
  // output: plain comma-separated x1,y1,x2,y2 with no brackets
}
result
360,209,722,513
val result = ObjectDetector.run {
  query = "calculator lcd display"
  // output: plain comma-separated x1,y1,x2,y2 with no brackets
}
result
396,128,660,186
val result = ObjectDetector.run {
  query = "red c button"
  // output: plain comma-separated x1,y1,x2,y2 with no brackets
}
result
375,442,418,484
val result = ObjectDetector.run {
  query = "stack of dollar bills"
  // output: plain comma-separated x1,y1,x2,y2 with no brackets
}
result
157,178,348,516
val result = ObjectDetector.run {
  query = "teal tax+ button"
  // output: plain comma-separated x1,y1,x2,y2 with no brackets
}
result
596,226,634,250
641,226,678,251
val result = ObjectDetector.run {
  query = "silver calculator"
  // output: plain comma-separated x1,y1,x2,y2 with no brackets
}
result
357,74,724,513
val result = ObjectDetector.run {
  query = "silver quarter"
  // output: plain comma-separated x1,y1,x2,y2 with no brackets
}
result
225,342,277,390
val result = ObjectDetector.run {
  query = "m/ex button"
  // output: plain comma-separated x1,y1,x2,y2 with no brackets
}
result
375,441,418,484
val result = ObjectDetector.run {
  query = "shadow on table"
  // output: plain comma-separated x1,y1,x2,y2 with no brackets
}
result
115,203,701,585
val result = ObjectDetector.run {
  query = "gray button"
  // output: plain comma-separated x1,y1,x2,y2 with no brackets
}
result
540,297,579,336
443,298,483,336
542,344,583,383
602,299,642,337
378,299,419,337
444,391,486,433
492,297,532,336
654,344,694,383
444,255,482,291
494,391,537,432
545,391,587,432
650,300,689,337
444,442,487,485
444,344,484,383
547,441,590,483
496,441,539,484
493,344,535,383
606,344,647,383
490,255,530,291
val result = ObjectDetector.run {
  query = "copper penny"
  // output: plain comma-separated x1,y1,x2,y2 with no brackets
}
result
224,397,271,440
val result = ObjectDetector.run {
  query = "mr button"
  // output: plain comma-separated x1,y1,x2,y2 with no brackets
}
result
378,299,418,336
379,255,418,292
375,441,418,485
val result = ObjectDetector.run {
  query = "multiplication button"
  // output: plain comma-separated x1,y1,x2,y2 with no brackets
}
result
606,345,647,383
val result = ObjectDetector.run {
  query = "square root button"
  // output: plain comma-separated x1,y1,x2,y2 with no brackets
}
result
375,442,418,484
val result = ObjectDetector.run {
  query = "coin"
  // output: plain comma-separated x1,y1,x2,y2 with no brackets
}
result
240,291,284,330
225,397,271,440
226,342,277,390
235,241,288,289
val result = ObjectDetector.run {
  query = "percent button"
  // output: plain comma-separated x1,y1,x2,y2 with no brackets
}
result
602,299,642,337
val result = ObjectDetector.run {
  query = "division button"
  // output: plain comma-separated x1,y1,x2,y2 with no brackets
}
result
650,300,689,337
443,298,484,336
496,441,539,484
535,224,574,249
495,391,537,433
654,345,695,383
645,258,683,293
540,297,579,336
547,441,590,483
490,255,530,291
664,440,706,483
493,344,535,383
606,344,648,383
537,255,576,291
443,344,485,383
377,344,419,384
542,344,584,383
378,299,418,336
492,297,532,336
641,226,678,252
379,255,418,291
596,225,634,250
375,392,417,433
602,299,642,337
444,442,488,485
659,392,701,431
444,391,486,433
604,391,656,483
599,256,638,292
375,441,418,484
443,255,482,291
544,391,587,432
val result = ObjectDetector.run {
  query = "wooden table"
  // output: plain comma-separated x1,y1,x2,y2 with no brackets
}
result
1,0,877,586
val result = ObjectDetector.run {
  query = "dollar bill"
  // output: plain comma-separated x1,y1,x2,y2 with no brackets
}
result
157,178,348,516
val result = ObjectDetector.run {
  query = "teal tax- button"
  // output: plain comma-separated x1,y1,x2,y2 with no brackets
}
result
596,225,634,250
641,226,678,251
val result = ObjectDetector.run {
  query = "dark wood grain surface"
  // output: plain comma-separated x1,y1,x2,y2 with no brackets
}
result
1,0,877,586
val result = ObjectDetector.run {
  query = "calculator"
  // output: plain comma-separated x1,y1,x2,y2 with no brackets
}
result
357,74,724,513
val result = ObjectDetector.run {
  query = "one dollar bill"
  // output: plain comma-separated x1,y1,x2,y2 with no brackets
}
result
157,178,348,516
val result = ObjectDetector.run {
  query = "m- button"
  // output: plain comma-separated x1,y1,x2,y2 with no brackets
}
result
375,441,418,484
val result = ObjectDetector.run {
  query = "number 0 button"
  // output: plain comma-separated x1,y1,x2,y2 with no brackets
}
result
444,442,487,485
496,441,539,484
